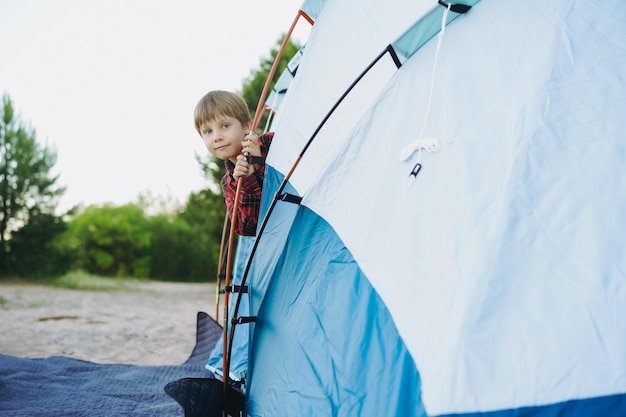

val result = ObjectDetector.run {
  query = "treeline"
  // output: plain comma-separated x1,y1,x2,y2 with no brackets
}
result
6,190,226,282
0,36,300,282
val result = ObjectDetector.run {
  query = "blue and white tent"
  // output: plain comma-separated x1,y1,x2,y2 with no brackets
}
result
228,0,626,415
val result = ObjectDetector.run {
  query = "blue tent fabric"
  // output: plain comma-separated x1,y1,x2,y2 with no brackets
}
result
434,394,626,417
0,311,221,417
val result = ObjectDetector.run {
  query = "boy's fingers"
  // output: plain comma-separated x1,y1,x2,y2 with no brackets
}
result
245,132,258,144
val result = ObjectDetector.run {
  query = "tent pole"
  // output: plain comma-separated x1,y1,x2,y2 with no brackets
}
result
251,11,306,131
222,9,308,389
215,212,230,321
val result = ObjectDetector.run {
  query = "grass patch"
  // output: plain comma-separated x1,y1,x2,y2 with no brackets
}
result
0,295,7,306
51,271,138,291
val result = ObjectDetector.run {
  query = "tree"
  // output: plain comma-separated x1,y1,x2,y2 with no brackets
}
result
9,211,74,277
178,188,226,281
146,214,200,281
62,203,151,277
0,93,65,274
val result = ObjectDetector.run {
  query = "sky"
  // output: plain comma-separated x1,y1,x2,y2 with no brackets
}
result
0,0,310,213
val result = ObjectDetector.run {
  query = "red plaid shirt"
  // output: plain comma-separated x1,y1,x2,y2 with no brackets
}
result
221,132,274,236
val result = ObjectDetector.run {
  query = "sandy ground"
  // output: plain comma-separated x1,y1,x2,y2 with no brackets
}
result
0,281,217,366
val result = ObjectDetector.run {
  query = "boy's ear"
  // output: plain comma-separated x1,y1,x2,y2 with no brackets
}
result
244,121,252,134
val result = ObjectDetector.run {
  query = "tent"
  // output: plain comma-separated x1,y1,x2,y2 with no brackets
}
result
223,0,626,415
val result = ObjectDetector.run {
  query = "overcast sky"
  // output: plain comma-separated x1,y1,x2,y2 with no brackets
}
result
0,0,310,213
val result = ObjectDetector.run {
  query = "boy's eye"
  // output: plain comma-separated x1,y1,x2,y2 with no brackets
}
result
222,123,230,129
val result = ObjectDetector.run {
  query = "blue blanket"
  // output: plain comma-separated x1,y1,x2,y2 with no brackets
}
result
0,311,222,417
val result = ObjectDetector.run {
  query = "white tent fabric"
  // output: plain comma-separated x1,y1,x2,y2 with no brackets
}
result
243,0,626,416
263,45,305,128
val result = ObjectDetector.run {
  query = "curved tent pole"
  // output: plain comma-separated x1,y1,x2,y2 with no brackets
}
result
226,46,394,357
221,7,312,398
214,213,230,321
226,41,398,361
225,0,477,384
221,178,242,397
251,9,311,131
216,8,312,323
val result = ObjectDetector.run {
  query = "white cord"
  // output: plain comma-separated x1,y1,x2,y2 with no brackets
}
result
418,3,450,140
399,3,451,176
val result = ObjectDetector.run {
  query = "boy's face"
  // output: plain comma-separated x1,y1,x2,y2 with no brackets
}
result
199,115,250,163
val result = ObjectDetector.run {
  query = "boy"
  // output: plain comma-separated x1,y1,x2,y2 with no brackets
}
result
194,90,274,236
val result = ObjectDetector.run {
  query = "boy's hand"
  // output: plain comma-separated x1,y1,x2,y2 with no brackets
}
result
233,154,254,181
233,132,263,180
242,132,262,157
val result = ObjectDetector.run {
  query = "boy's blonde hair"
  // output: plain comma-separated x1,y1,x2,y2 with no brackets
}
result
194,90,251,134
